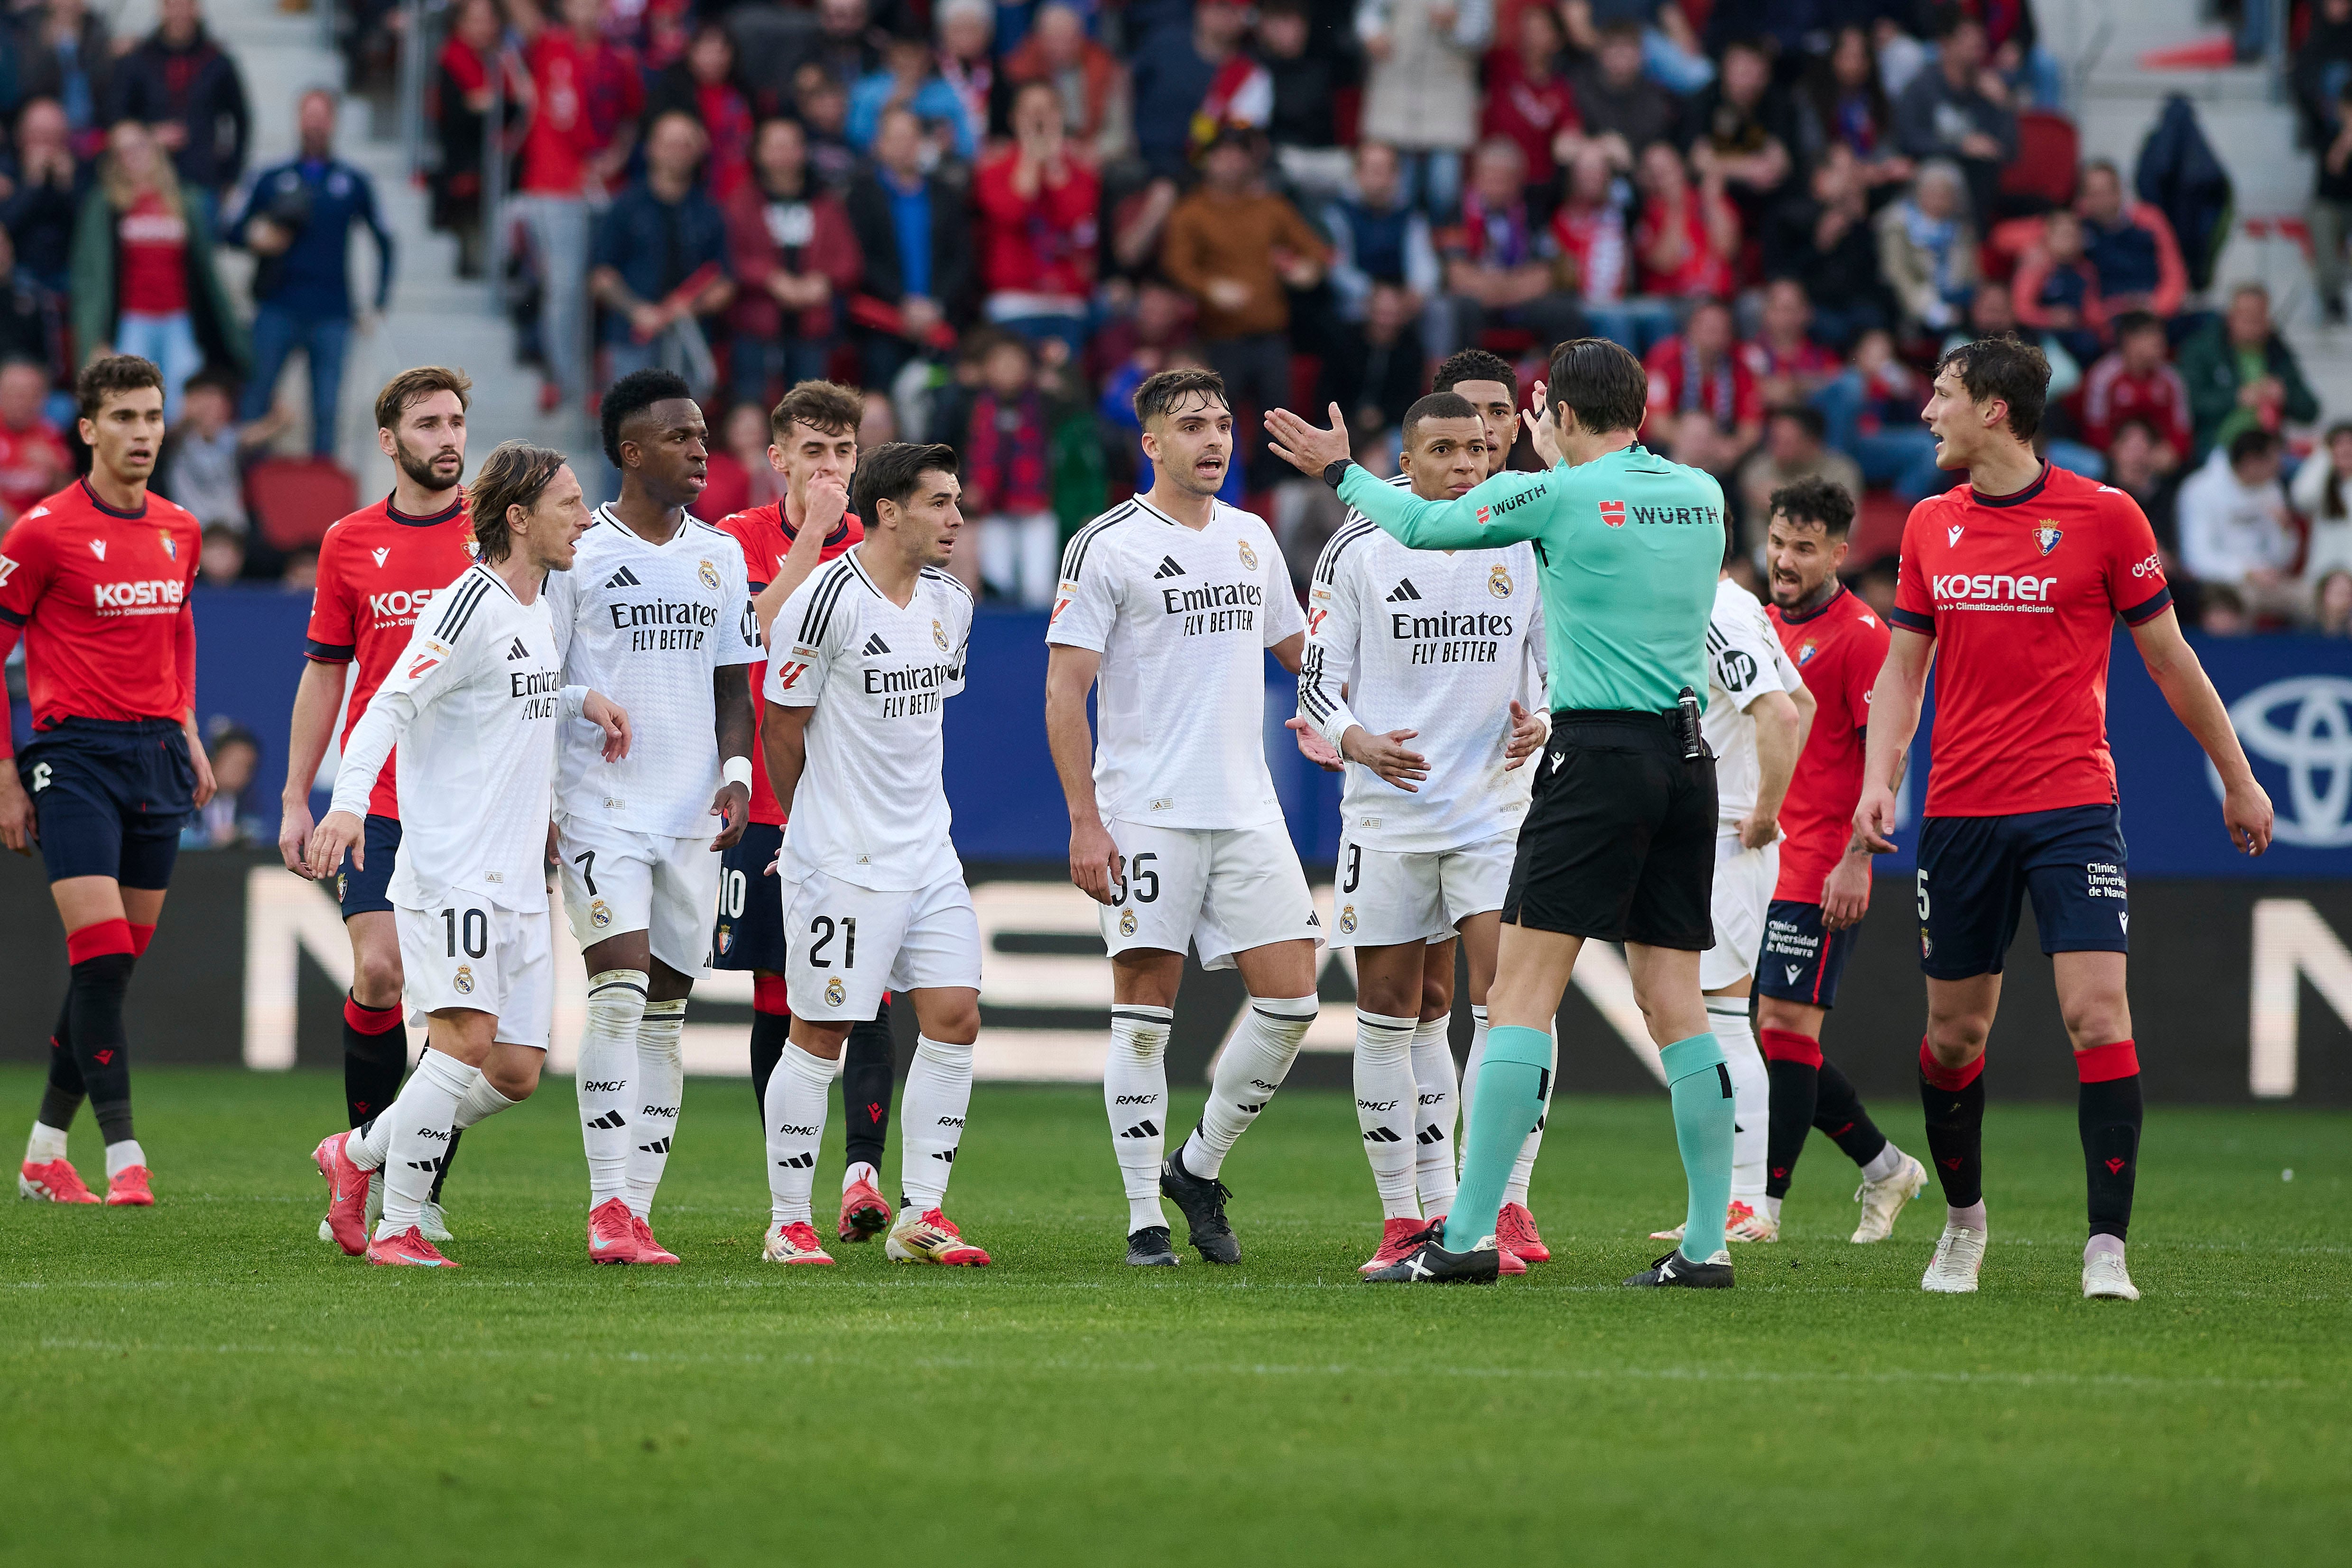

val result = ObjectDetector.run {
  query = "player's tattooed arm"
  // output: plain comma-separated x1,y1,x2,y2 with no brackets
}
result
709,664,754,850
1045,644,1121,904
2129,607,2275,855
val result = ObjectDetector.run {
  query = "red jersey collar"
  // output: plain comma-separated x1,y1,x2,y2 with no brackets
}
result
386,493,466,527
1968,461,2052,508
776,499,854,551
79,478,148,520
1775,582,1848,626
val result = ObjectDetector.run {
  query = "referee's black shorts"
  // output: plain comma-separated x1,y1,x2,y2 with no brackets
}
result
1502,709,1717,951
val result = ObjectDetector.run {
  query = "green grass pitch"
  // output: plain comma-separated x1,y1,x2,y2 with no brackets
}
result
2,1064,2346,1567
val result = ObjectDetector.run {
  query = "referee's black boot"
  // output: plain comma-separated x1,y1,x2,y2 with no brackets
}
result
1624,1248,1735,1289
1363,1224,1501,1284
1159,1144,1241,1264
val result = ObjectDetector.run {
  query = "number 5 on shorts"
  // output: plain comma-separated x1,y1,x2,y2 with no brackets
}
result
1915,869,1929,921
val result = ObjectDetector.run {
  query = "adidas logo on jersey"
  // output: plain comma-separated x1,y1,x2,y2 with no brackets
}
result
1152,555,1186,579
863,632,891,655
1387,579,1423,602
605,566,642,590
507,637,530,660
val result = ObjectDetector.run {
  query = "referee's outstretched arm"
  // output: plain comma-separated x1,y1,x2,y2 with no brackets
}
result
1266,403,1555,549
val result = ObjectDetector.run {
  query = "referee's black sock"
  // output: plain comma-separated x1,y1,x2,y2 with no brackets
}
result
1814,1059,1889,1170
1758,1028,1819,1201
750,975,791,1116
1917,1038,1986,1211
2076,1041,2143,1243
65,921,138,1147
39,995,84,1131
842,996,897,1173
342,993,408,1127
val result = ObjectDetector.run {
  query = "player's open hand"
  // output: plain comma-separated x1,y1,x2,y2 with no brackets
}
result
1853,782,1899,855
1344,726,1429,792
2224,775,2275,856
278,799,317,877
583,692,632,761
304,809,364,880
1502,700,1546,769
1286,716,1343,772
1070,819,1122,905
1822,852,1871,930
188,733,217,810
709,782,750,850
0,763,35,856
1522,383,1563,469
1264,403,1353,478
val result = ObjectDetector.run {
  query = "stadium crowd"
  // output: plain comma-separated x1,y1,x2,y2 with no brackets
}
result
7,0,2352,636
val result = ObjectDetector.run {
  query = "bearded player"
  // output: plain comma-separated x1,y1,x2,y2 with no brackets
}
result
1857,336,2272,1301
280,367,479,1245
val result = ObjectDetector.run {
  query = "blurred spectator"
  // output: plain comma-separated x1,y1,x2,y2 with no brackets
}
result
1891,8,2014,224
1875,159,1976,334
1802,24,1911,193
2199,583,2249,636
935,0,1004,148
1761,141,1888,349
725,117,860,408
230,91,395,457
2178,428,2302,623
1632,138,1737,300
1481,2,1579,200
110,0,250,220
198,521,245,584
2289,421,2352,586
974,82,1101,353
591,110,733,389
1944,282,2079,404
512,0,644,414
2179,282,2320,462
1325,140,1442,329
431,0,526,279
2075,159,2187,323
648,21,754,204
793,64,861,192
707,400,787,517
2010,207,2104,366
0,358,69,524
1562,0,1713,96
963,331,1059,605
1681,35,1797,225
1854,554,1900,621
1440,138,1580,358
2294,0,2352,323
849,26,979,161
13,0,112,161
1561,20,1678,170
1736,405,1862,552
185,722,262,848
807,0,887,90
2315,570,2352,637
0,230,57,373
1,99,85,295
1161,128,1329,483
157,368,267,532
1552,142,1672,352
858,387,898,449
1358,0,1493,219
845,105,977,387
1741,277,1842,412
72,120,247,423
1818,325,1944,503
1643,295,1758,480
2104,418,2182,552
1003,2,1131,164
1131,0,1259,183
280,547,318,593
1324,279,1428,447
1263,0,1345,190
2081,312,2190,461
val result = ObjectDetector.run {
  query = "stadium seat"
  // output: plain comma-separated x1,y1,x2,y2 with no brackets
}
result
1999,112,2081,210
247,458,358,553
1853,487,1908,565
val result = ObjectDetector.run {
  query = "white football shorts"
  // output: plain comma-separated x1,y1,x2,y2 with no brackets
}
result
1099,818,1325,970
394,900,555,1049
783,867,982,1021
1700,830,1779,991
555,817,722,976
1329,830,1517,949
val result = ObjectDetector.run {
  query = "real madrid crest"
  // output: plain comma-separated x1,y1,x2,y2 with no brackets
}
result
453,964,475,995
1120,909,1138,937
1238,538,1259,571
1488,563,1512,600
824,976,846,1007
933,617,948,650
698,557,722,590
590,898,612,929
1339,905,1357,934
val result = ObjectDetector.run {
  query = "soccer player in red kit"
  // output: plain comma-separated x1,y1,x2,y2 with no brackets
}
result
0,355,216,1207
1856,336,2274,1302
277,368,478,1247
708,380,900,1244
1756,477,1927,1244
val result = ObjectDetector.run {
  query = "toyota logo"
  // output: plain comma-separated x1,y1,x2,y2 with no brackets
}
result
2213,675,2352,847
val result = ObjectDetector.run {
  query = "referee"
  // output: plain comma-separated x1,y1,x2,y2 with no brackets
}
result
1268,339,1736,1287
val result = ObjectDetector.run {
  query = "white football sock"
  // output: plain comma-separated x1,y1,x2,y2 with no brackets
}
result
899,1033,974,1213
376,1047,472,1237
1765,1194,1784,1223
1710,1000,1769,1200
1466,1005,1553,1208
1860,1141,1907,1184
1105,1005,1173,1233
843,1160,879,1193
1183,994,1315,1180
1352,1009,1420,1219
626,998,687,1218
576,969,648,1208
1410,1016,1458,1218
764,1042,838,1227
27,1121,68,1163
104,1138,146,1178
453,1070,516,1129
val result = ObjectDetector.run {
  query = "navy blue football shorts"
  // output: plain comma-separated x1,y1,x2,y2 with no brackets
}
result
1756,899,1862,1009
1914,803,2130,980
20,717,193,887
336,813,403,918
712,821,787,972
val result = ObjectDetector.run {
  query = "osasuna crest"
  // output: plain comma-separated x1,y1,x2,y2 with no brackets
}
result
824,976,846,1008
158,529,177,561
2035,523,2064,556
1488,564,1513,600
697,558,722,590
1237,539,1259,571
715,922,734,955
1598,499,1626,528
1797,640,1818,666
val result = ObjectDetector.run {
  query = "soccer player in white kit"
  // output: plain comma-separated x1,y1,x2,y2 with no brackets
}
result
546,369,760,1265
306,443,631,1267
757,443,991,1267
1294,390,1551,1276
1649,555,1812,1246
1045,368,1323,1267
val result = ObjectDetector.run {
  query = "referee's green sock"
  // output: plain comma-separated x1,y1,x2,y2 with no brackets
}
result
1661,1032,1734,1263
1442,1024,1554,1254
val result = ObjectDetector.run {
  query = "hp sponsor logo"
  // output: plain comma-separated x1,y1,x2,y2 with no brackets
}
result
2214,676,2352,847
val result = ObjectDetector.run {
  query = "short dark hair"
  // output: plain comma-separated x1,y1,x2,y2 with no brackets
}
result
467,440,568,563
1768,475,1855,539
375,365,472,431
1935,335,2050,443
2112,309,2164,344
1769,403,1828,443
1133,367,1228,429
2229,427,2283,467
1433,349,1517,400
601,367,696,467
770,380,863,444
852,441,958,523
1401,390,1480,449
77,354,165,420
1545,338,1647,436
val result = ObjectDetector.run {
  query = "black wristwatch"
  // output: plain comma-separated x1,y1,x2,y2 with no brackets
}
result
1321,459,1352,490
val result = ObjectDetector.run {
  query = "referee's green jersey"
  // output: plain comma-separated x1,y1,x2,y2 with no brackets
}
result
1337,443,1725,714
